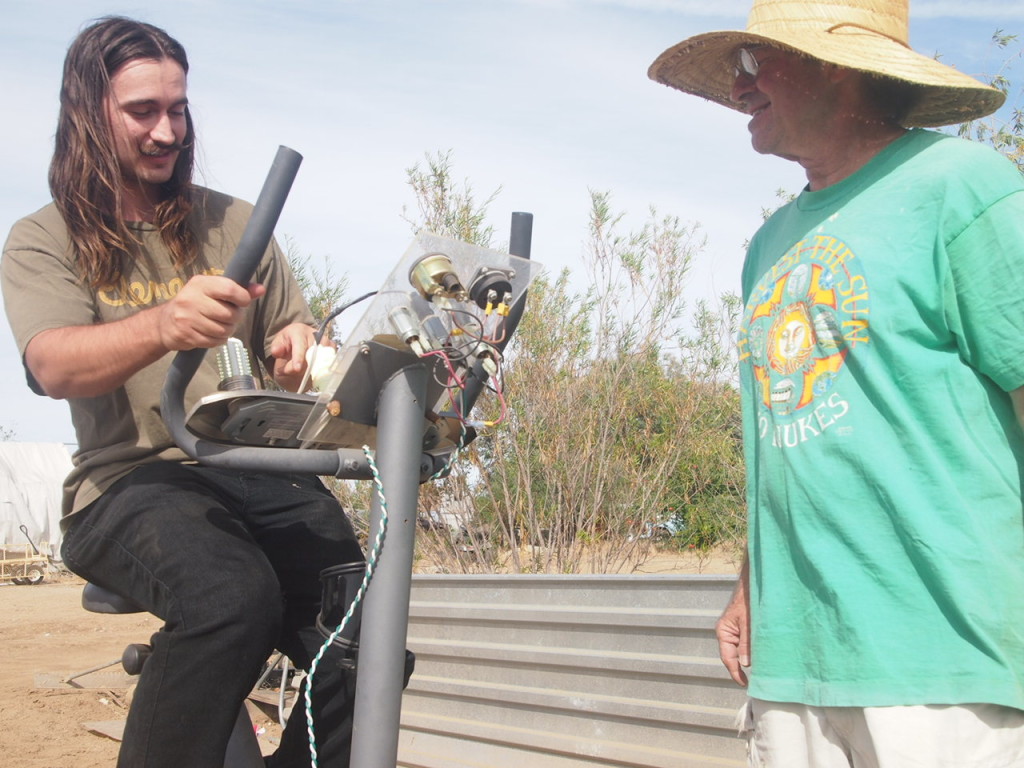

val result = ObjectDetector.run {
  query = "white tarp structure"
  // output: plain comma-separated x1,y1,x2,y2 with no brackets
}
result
0,442,72,558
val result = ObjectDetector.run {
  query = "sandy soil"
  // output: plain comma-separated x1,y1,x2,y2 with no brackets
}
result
0,573,288,768
0,551,738,767
0,574,150,768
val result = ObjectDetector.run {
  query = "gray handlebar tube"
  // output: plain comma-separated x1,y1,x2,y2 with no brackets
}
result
458,211,533,412
160,146,370,478
222,146,303,286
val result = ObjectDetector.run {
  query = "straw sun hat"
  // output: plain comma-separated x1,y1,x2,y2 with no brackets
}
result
648,0,1004,127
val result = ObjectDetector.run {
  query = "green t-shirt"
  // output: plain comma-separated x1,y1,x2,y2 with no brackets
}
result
739,129,1024,709
1,189,313,520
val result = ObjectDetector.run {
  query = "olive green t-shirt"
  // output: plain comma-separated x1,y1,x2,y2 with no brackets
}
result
1,188,313,521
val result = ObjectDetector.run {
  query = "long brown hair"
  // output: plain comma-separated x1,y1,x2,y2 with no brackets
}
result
49,16,199,288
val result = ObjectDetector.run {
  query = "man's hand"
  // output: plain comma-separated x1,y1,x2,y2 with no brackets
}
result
269,322,322,392
716,558,751,687
158,275,265,351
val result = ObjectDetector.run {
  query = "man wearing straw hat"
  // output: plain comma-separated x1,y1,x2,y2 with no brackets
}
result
649,1,1024,764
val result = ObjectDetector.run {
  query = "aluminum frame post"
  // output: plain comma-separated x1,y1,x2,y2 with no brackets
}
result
350,363,428,768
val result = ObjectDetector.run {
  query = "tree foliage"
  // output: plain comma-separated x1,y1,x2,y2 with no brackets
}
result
956,30,1024,172
402,150,501,247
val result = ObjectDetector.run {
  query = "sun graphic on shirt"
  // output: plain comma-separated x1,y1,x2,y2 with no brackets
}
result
742,242,870,419
767,302,815,376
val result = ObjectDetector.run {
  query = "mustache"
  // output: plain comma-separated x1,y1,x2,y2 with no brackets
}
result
140,139,191,156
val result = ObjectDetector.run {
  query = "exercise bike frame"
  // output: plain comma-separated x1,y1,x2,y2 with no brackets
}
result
160,146,533,768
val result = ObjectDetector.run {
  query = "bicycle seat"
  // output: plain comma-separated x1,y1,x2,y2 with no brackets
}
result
82,582,145,614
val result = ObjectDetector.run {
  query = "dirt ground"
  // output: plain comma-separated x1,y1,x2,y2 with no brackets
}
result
0,550,738,768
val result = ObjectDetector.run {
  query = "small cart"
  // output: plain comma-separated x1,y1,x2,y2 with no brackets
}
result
2,527,49,585
0,545,47,585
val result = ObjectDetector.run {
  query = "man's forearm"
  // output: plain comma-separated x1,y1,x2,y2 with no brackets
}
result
26,274,262,400
26,307,168,399
730,553,750,615
1011,387,1024,434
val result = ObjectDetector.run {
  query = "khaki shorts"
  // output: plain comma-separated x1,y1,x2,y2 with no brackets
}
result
741,698,1024,768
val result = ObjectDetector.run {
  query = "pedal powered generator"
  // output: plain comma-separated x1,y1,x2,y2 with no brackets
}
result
162,146,536,767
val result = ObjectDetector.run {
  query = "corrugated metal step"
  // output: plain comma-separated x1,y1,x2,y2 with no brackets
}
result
406,673,737,731
399,709,745,768
407,636,725,678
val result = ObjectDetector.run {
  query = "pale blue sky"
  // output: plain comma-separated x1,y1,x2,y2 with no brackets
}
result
1,0,1022,446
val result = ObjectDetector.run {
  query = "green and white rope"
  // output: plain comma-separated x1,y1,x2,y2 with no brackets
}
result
429,423,467,481
304,445,389,767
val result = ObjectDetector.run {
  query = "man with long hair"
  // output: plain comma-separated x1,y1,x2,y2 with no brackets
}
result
2,17,365,767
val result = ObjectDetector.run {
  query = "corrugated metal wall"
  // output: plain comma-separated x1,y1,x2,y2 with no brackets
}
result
398,574,746,767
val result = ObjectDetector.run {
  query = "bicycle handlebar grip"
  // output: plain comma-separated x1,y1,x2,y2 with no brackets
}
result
222,145,303,285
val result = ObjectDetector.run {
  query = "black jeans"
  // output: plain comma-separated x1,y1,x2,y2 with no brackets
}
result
61,462,364,768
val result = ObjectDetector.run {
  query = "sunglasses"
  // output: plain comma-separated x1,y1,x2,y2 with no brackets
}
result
733,47,764,79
